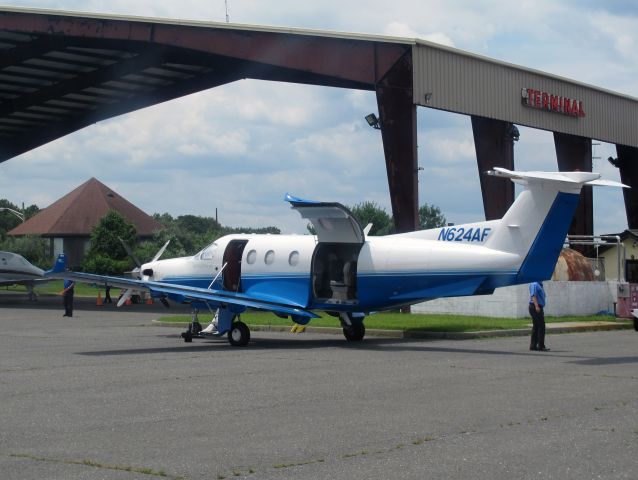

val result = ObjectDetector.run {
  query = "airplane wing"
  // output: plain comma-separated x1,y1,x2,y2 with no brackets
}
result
285,193,364,243
46,254,319,319
0,278,50,286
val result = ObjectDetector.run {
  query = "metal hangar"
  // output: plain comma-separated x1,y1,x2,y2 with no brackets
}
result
0,6,636,235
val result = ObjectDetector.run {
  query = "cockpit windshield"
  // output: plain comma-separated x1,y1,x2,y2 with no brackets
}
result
199,242,218,260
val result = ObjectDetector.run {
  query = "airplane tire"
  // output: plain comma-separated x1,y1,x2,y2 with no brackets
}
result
228,321,250,346
343,323,365,342
182,331,193,343
634,317,638,332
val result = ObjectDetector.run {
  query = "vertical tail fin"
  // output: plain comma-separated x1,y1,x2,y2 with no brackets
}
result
484,168,627,282
45,253,67,275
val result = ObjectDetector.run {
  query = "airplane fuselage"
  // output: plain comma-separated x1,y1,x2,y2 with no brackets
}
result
141,231,521,313
0,251,44,284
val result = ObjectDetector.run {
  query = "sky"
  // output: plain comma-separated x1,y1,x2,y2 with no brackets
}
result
0,0,636,235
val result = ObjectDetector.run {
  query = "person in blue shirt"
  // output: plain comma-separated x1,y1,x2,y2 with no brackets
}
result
529,281,549,351
62,277,75,317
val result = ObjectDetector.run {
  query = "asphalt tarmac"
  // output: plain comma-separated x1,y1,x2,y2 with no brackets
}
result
0,297,636,479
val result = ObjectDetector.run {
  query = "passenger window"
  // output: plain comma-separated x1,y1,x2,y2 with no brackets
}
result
289,251,299,266
265,250,275,265
247,250,257,264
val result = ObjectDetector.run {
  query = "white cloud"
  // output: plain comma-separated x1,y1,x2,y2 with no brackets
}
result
383,21,455,47
594,11,637,57
0,0,635,239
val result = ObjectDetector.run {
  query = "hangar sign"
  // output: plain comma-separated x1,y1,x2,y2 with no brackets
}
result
521,88,586,118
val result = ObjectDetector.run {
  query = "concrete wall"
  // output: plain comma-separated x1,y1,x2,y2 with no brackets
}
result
412,281,619,318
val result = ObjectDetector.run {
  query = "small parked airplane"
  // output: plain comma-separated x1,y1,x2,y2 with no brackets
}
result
0,251,46,300
48,168,626,346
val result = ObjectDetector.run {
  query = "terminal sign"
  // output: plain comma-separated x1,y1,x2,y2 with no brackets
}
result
521,88,585,118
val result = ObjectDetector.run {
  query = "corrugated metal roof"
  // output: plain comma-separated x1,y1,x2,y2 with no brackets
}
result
0,6,409,161
412,42,638,147
8,177,163,237
414,39,638,103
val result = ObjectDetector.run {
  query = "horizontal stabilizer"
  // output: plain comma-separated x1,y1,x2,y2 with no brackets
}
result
487,167,628,188
586,178,629,188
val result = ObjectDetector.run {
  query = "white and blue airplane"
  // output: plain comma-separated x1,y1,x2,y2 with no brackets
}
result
48,168,626,346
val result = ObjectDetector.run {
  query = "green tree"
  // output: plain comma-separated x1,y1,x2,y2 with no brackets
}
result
349,201,394,236
82,210,137,274
140,212,280,261
419,203,446,229
0,235,50,268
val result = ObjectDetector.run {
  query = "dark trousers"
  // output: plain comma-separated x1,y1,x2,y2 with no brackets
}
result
529,303,545,349
63,291,74,317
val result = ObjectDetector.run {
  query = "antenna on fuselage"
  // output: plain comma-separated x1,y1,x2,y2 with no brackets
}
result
225,0,230,22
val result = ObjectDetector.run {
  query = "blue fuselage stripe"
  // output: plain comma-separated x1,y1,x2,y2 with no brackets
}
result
160,269,519,311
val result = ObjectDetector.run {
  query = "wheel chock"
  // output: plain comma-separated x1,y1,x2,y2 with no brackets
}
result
290,324,306,333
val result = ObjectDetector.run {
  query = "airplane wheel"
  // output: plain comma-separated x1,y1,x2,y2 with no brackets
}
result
228,321,250,346
634,317,638,332
182,331,193,343
343,322,365,341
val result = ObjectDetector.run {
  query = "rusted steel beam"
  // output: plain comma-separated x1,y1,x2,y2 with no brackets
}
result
376,51,418,233
615,144,638,229
553,132,593,239
0,11,409,87
471,116,515,220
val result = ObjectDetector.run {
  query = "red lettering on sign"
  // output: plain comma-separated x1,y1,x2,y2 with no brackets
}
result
564,98,572,115
577,100,585,117
521,87,585,118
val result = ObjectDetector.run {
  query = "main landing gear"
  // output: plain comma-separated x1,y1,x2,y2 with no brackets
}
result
181,308,251,347
339,312,365,342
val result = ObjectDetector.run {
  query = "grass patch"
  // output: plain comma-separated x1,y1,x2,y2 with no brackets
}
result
156,310,619,333
0,280,126,297
10,453,176,478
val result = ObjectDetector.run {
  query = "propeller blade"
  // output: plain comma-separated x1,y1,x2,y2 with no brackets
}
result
118,236,142,268
151,240,171,263
117,288,133,307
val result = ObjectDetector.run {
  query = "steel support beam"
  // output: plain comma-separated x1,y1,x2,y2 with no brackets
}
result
376,52,418,233
615,144,638,229
471,116,516,220
553,132,593,239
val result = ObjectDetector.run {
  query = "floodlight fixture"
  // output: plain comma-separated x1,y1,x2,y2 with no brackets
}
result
365,113,380,130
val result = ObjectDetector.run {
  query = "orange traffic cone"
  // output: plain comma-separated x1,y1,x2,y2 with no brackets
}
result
125,296,132,306
96,291,103,306
146,296,153,305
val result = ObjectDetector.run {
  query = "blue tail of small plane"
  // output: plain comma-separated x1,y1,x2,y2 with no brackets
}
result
483,168,627,282
45,252,67,276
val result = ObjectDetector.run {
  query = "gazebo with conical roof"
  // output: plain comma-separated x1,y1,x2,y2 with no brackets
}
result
9,178,163,267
